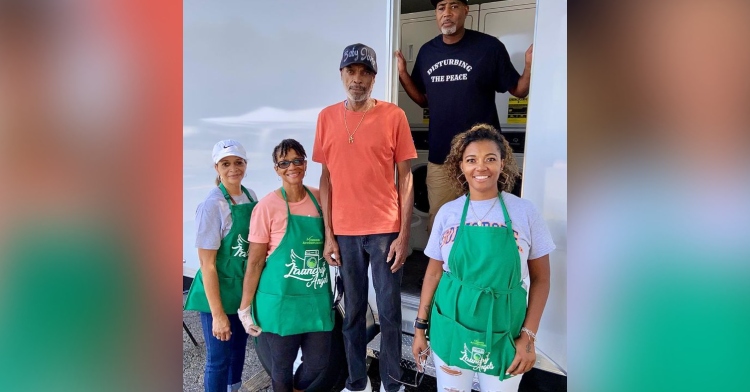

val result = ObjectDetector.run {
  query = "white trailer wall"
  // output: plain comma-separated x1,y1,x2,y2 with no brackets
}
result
523,0,567,375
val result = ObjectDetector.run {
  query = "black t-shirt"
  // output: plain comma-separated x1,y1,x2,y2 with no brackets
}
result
411,29,521,164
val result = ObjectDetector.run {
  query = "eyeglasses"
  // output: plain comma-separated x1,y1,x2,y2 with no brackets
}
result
275,158,306,169
388,347,429,388
332,267,344,309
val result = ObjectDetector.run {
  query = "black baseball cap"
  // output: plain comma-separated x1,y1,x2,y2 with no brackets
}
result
431,0,468,7
339,43,377,74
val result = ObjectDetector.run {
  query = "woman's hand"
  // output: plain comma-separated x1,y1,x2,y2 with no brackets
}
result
505,333,536,376
212,313,232,341
237,306,262,337
412,331,430,371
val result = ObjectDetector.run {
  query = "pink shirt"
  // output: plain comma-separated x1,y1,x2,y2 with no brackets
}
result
248,187,322,257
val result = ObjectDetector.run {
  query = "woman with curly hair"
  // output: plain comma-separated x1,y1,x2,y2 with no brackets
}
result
411,124,555,390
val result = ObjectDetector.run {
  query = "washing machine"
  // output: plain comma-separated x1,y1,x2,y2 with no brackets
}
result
410,127,431,252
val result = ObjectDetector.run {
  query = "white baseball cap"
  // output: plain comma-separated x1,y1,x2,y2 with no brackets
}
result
212,139,247,164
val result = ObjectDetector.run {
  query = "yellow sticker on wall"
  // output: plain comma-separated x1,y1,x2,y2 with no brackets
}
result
507,97,528,124
422,108,430,124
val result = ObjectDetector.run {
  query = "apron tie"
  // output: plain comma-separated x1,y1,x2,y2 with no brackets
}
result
445,273,523,353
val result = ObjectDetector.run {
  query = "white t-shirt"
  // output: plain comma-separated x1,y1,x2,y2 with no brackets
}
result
423,192,555,283
195,186,258,250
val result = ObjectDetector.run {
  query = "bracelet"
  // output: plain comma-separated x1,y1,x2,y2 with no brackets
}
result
521,327,537,343
414,318,429,330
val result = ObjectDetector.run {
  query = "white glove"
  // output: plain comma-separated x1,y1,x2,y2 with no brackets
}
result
237,305,262,336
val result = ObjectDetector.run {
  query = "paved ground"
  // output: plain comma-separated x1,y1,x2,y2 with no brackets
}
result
183,293,437,391
183,309,438,391
183,307,271,392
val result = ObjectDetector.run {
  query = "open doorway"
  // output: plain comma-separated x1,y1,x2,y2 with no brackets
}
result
394,0,537,332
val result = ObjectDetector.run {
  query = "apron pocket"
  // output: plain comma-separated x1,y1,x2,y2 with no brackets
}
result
218,277,242,313
431,301,511,377
279,292,334,336
428,304,455,363
254,290,284,332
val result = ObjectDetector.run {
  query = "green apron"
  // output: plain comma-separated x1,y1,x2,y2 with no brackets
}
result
428,192,527,379
252,187,334,336
184,184,257,314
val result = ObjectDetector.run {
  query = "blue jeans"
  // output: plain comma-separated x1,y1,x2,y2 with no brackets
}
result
337,233,403,392
257,331,332,392
200,312,248,392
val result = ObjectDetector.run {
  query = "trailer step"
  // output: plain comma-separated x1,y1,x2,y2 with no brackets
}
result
366,332,436,378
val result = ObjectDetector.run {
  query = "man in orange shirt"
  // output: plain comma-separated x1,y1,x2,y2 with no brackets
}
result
313,43,417,392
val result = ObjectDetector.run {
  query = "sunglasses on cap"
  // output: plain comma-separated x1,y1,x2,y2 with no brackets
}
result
275,158,306,169
389,346,429,388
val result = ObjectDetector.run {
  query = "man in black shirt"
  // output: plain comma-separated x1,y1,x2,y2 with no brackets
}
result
396,0,532,230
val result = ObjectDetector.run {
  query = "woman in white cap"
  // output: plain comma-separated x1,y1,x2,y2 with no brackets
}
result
184,139,258,392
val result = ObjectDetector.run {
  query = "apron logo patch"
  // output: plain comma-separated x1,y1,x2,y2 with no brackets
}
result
284,249,329,289
231,234,249,258
459,340,495,372
302,236,323,245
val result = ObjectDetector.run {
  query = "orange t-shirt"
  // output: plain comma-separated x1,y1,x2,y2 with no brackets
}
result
312,100,417,235
248,187,322,257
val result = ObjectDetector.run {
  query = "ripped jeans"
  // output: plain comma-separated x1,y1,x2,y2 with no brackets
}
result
433,351,523,392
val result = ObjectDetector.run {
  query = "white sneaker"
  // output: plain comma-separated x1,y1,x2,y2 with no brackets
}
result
379,383,405,392
341,377,372,392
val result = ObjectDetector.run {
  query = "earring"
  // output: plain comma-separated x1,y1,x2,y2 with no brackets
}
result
456,173,468,188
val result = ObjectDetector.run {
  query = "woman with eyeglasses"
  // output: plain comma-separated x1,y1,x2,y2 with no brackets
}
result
238,139,334,392
411,124,555,391
184,139,258,392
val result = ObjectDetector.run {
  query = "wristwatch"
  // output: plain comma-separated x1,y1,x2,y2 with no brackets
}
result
414,318,429,330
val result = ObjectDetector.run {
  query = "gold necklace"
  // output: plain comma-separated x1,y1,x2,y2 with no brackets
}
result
343,100,373,144
470,196,498,223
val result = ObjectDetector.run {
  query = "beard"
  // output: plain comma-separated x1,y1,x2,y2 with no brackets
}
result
441,25,457,35
345,84,372,103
